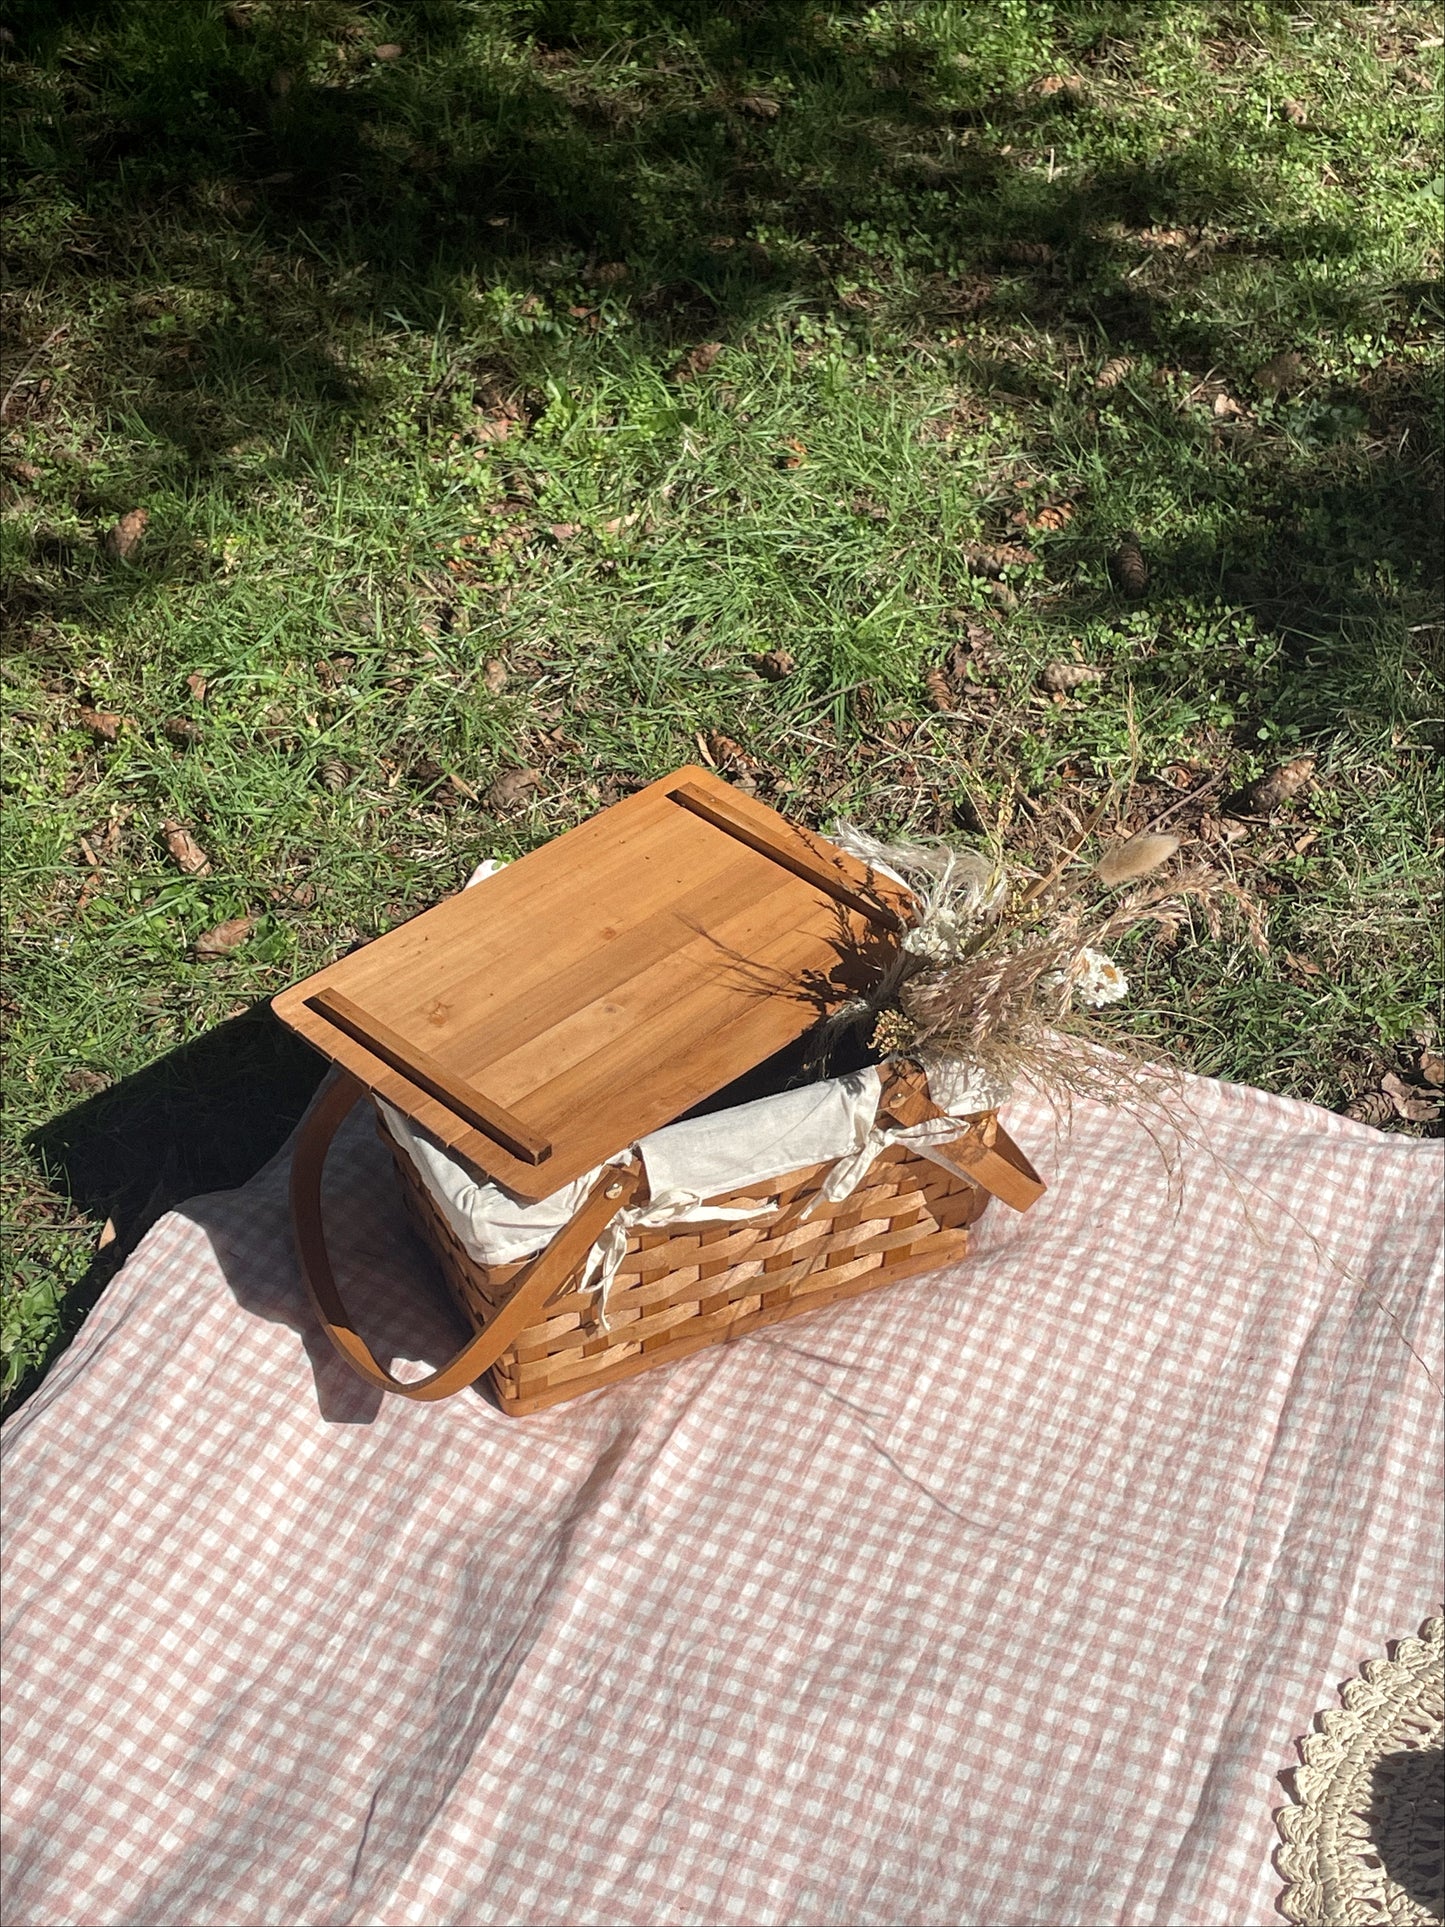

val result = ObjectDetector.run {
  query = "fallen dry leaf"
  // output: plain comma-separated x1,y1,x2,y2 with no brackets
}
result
591,261,629,286
1039,661,1103,693
79,707,124,743
1033,73,1084,97
373,42,403,59
547,522,581,541
1418,1048,1444,1088
104,507,149,561
736,93,781,119
315,653,356,689
1110,533,1148,596
672,341,723,381
1094,832,1180,885
1282,98,1308,125
753,648,795,681
1380,1072,1442,1124
778,438,807,469
162,819,211,876
1212,390,1247,419
185,671,208,702
1283,951,1323,977
482,659,508,694
194,914,254,958
485,767,542,812
1249,755,1315,812
947,645,985,686
163,715,202,748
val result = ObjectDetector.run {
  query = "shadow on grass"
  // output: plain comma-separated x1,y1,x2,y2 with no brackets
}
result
5,0,1439,714
6,14,1438,425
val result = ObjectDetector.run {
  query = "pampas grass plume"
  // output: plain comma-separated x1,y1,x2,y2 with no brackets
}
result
1094,833,1180,886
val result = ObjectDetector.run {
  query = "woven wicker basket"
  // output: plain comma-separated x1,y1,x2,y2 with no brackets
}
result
387,1113,994,1415
276,768,1044,1410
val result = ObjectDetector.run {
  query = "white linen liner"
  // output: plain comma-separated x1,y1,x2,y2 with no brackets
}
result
377,853,1008,1320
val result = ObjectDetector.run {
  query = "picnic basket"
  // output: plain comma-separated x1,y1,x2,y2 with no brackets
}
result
274,767,1044,1413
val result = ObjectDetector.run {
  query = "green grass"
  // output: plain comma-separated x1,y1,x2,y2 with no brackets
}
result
3,0,1442,1401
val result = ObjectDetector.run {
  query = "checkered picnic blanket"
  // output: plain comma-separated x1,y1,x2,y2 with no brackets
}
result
2,1073,1440,1927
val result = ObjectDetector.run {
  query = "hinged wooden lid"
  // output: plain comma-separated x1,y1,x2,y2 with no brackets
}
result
273,767,912,1198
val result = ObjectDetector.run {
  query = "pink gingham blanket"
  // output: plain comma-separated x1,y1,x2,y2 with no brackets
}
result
3,1075,1440,1927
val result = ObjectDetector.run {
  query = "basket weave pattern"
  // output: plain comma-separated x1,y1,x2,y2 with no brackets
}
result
386,1117,989,1415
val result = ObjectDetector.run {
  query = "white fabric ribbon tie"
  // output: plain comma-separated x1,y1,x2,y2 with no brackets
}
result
582,1110,991,1328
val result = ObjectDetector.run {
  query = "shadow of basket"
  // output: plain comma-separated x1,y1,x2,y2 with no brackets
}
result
12,1001,326,1413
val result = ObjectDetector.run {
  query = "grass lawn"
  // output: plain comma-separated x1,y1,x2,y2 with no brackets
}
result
2,0,1442,1403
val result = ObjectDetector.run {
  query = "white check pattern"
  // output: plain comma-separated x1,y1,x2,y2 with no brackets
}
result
2,1073,1440,1927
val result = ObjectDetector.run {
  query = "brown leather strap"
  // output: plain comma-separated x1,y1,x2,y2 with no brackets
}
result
289,1073,643,1400
877,1061,1045,1213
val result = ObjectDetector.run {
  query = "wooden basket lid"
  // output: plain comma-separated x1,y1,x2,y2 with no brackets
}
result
272,767,912,1198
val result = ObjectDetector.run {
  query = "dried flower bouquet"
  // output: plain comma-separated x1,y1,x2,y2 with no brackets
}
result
829,812,1267,1107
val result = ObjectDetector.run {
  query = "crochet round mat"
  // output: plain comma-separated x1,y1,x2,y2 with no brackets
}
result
1276,1615,1443,1926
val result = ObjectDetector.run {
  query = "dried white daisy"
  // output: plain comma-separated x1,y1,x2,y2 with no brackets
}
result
1072,947,1129,1007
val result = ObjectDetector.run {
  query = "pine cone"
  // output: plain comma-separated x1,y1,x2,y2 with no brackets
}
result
1039,661,1103,693
1344,1091,1393,1127
1248,756,1314,813
753,648,795,681
1110,533,1148,596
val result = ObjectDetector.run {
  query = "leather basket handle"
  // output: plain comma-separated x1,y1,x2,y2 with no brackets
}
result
289,1073,642,1401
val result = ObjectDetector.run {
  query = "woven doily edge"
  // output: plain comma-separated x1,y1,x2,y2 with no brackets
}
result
1273,1613,1443,1927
